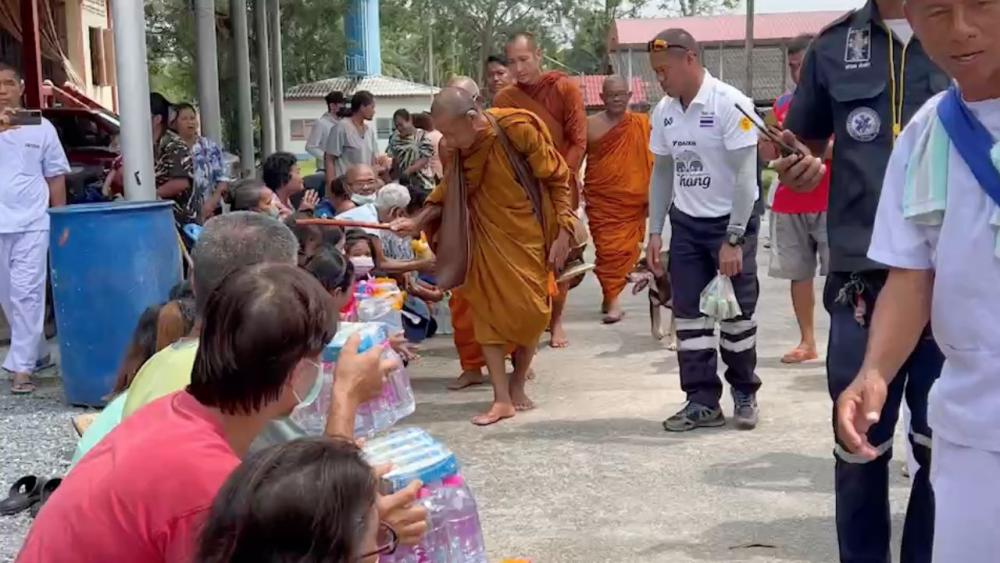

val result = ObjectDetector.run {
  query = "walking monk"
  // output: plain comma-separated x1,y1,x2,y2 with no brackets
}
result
494,32,587,349
392,87,575,425
585,76,652,323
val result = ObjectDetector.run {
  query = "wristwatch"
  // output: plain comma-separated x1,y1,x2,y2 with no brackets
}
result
726,232,745,247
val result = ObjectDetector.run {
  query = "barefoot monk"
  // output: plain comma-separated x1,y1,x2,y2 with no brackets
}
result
392,87,575,425
584,76,652,324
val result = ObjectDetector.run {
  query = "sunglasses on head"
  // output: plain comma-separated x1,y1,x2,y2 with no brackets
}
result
647,38,690,53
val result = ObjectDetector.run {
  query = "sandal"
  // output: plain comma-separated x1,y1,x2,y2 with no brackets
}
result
30,478,62,518
11,374,36,395
0,476,46,516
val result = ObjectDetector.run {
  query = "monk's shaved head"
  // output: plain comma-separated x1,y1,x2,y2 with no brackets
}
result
507,31,539,51
446,75,481,98
431,87,487,150
602,75,628,94
431,87,479,119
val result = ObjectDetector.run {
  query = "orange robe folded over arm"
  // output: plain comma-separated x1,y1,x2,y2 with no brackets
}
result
584,112,653,301
427,108,575,348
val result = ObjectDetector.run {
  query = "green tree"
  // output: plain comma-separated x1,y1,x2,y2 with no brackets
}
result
658,0,740,16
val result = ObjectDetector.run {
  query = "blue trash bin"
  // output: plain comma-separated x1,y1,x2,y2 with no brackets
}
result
48,201,181,406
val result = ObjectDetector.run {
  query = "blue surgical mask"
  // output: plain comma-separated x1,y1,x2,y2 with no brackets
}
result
351,193,377,206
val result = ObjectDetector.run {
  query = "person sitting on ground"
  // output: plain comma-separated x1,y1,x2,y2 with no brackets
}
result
338,183,433,275
18,264,403,562
315,175,355,218
229,178,278,216
197,438,417,563
345,230,378,281
70,288,196,466
289,221,325,268
323,225,346,252
304,247,355,320
262,152,318,219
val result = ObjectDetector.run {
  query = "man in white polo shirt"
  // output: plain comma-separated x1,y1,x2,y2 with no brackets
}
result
836,1,1000,560
646,29,762,432
0,62,69,395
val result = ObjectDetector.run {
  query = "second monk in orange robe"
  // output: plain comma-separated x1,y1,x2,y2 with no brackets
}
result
394,88,575,426
494,32,587,350
584,76,652,323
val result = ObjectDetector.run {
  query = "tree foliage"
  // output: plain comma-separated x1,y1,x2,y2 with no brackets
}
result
658,0,740,16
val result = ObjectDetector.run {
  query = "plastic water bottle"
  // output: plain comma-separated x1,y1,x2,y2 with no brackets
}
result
442,476,487,563
435,293,454,336
358,297,404,336
388,363,416,420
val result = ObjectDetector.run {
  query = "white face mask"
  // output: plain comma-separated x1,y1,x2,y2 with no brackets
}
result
289,360,327,434
351,193,377,206
351,256,375,278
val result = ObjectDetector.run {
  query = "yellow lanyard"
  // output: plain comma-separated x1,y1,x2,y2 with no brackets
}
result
885,25,911,143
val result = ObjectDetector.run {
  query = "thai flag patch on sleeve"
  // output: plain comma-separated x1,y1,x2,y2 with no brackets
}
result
699,113,715,128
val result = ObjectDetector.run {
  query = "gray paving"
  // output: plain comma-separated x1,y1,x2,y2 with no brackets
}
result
0,247,914,562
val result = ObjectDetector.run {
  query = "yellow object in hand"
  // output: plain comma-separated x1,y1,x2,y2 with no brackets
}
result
411,232,433,259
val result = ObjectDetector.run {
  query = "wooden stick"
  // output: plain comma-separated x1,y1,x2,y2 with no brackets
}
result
295,218,394,231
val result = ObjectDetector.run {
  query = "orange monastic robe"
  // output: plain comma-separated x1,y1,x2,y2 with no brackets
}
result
493,71,587,209
428,108,575,347
584,112,653,301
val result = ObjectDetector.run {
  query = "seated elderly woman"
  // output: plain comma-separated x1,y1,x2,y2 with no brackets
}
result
196,438,416,563
336,183,434,276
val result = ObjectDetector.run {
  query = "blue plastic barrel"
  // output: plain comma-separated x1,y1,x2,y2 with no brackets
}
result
48,201,181,406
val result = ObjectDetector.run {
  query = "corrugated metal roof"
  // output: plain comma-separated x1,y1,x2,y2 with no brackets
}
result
285,75,439,100
610,10,846,48
570,75,648,108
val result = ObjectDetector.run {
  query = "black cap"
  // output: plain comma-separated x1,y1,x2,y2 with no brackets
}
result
325,91,346,105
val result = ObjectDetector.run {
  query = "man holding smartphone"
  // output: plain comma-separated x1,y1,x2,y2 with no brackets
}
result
0,62,69,395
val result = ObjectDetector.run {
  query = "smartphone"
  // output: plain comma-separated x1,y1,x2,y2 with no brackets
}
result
734,104,802,158
9,110,42,127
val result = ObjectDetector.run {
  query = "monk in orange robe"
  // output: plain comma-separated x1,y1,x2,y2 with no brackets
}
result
493,32,587,349
585,76,652,323
393,87,575,425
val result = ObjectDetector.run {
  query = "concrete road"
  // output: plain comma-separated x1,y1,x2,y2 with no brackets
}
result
406,260,913,562
0,248,915,562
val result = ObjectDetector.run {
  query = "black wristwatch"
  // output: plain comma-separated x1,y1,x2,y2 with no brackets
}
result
726,231,745,247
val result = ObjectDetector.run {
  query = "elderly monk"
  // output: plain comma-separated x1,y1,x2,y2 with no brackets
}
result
392,87,575,425
585,76,652,324
494,31,587,349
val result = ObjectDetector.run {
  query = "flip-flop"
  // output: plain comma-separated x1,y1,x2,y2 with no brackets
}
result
30,478,62,518
471,411,514,426
11,378,36,395
0,476,46,516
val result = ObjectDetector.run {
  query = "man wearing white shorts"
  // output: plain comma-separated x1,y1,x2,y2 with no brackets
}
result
836,1,1000,560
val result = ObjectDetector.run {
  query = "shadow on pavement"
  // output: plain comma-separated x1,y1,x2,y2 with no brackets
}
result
703,452,832,494
639,516,837,562
475,416,735,446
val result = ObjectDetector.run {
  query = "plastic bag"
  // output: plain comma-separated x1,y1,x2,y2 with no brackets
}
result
699,274,742,321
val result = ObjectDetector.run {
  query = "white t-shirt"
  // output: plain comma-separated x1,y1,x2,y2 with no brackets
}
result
649,70,759,218
0,118,71,233
885,19,914,45
869,91,1000,452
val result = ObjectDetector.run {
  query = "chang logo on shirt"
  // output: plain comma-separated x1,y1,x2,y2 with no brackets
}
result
675,149,711,190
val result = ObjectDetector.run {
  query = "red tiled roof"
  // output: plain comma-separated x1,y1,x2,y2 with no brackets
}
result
610,10,847,48
570,75,648,108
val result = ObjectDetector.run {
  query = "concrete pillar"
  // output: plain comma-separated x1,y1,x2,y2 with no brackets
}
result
19,0,43,108
268,0,286,151
745,0,755,98
194,0,223,143
231,0,255,177
110,0,156,201
254,0,275,157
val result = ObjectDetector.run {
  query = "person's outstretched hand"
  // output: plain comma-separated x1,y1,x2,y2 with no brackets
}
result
375,465,428,546
333,334,398,405
835,370,889,461
389,217,420,238
299,189,320,212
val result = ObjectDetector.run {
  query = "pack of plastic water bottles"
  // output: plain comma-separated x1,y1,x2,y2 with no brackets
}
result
356,278,405,335
290,322,415,438
365,428,488,563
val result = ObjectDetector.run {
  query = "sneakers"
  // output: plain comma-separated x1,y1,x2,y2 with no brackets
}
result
662,402,725,432
731,389,759,430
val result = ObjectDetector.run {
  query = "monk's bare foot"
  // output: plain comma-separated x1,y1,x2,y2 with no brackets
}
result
510,388,536,411
602,300,624,324
448,370,487,390
526,368,536,380
471,402,516,426
549,324,569,348
781,345,819,364
601,299,610,314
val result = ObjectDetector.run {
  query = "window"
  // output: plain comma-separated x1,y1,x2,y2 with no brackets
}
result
290,119,315,141
376,118,393,140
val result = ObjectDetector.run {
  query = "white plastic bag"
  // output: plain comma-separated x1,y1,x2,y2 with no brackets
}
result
699,274,743,321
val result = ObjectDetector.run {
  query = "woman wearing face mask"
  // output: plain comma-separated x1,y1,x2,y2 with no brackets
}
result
336,184,435,276
229,179,280,217
344,230,378,281
196,438,401,563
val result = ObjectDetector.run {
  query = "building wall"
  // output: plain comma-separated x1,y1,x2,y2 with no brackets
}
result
283,95,435,160
63,0,115,109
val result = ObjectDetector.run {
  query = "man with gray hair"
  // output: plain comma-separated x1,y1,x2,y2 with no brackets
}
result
122,212,299,416
338,183,432,270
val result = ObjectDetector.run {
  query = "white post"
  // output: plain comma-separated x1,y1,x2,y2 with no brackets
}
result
231,0,255,177
269,0,285,151
745,0,755,97
627,48,633,86
194,0,222,143
255,0,274,157
110,0,156,201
